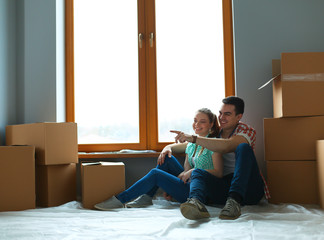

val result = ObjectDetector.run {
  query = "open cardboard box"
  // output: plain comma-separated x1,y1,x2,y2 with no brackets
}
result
81,162,125,209
260,52,324,118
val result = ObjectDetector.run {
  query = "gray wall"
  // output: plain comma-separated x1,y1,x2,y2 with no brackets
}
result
0,0,16,145
1,0,324,178
232,0,324,175
0,0,65,146
18,0,65,124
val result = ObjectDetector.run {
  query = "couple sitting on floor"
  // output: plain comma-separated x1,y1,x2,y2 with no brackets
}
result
94,96,267,220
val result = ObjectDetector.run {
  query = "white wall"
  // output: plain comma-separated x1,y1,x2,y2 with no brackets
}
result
232,0,324,175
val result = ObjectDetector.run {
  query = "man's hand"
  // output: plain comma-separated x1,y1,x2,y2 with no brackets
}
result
170,130,193,143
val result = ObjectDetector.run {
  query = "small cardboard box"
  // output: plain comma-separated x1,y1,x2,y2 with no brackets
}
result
264,116,324,161
36,163,76,207
6,122,78,165
0,146,36,211
267,160,318,204
272,52,324,118
316,140,324,209
82,162,125,209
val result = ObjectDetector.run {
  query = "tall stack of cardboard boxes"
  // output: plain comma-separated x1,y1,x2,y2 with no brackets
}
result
1,121,126,211
5,122,78,207
264,52,324,204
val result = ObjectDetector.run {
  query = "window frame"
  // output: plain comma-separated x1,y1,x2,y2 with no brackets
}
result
65,0,235,152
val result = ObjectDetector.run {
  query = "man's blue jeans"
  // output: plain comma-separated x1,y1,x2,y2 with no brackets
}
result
116,155,190,204
189,143,264,205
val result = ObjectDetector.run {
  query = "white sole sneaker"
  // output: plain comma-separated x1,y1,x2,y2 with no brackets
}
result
180,199,210,220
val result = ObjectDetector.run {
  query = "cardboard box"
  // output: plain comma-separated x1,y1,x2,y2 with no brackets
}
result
6,122,78,165
0,146,36,211
316,140,324,209
82,162,125,209
36,163,76,207
272,52,324,118
267,160,318,204
264,116,324,161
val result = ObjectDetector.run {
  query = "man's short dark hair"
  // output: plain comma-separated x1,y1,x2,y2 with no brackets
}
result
222,96,245,115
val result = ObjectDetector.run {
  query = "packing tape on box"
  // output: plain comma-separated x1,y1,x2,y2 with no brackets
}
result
258,73,324,90
282,73,324,81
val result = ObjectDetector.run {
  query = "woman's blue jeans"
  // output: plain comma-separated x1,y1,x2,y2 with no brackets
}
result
189,143,264,205
116,155,190,203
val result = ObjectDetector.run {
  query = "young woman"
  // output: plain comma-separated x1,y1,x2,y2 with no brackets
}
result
94,108,223,210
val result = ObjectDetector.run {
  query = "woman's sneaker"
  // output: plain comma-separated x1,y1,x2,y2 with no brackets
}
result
125,194,153,208
180,198,210,220
94,196,124,210
219,197,241,220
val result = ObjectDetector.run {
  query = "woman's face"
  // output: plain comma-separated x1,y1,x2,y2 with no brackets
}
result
192,112,213,136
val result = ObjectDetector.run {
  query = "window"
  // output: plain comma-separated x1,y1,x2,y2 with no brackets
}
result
65,0,235,152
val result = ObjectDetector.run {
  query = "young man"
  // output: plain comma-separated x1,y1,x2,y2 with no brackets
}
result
168,96,266,220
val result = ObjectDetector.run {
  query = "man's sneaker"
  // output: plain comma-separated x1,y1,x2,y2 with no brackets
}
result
219,197,241,220
125,194,153,208
180,198,210,220
94,196,124,210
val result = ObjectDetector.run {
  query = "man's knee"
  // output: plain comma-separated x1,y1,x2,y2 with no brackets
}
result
234,143,257,168
191,168,208,180
235,143,253,155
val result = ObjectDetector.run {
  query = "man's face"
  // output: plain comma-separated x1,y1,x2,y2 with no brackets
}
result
218,104,242,130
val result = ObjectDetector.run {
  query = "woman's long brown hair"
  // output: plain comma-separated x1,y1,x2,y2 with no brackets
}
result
193,108,220,158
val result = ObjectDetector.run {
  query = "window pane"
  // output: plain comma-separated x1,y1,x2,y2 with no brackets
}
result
74,0,139,144
156,0,225,142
